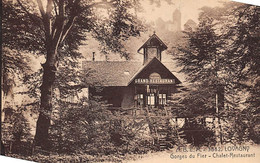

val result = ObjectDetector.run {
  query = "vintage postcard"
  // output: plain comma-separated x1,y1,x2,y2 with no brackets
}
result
1,0,259,162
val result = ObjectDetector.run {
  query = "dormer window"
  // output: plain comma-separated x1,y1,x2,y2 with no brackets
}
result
137,33,167,64
147,48,157,60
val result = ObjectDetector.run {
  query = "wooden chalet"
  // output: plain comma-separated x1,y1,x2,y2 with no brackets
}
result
82,34,186,149
83,33,182,112
82,33,221,149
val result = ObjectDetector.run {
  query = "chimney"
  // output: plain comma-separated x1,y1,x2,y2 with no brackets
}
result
92,52,95,61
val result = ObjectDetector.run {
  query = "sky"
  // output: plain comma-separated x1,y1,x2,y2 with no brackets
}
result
139,0,227,29
37,0,230,62
81,0,230,62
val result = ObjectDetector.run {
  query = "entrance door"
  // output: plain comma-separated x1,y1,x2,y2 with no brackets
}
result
146,86,157,107
145,86,168,107
147,93,155,106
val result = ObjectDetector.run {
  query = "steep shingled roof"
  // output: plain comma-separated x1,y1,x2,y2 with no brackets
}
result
83,61,143,86
82,58,182,86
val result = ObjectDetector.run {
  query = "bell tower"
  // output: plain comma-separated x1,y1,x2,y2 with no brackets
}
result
137,32,167,64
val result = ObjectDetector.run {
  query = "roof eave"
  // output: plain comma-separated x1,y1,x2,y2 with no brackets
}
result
127,57,182,86
137,33,168,53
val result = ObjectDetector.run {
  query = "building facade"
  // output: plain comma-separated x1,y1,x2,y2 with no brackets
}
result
82,33,223,149
83,33,182,112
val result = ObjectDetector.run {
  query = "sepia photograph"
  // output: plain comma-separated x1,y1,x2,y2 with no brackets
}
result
1,0,260,162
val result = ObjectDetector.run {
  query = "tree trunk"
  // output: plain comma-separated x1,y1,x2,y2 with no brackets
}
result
215,93,223,144
2,72,15,122
34,49,57,149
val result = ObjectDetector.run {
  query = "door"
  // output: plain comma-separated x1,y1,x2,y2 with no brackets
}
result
146,85,158,107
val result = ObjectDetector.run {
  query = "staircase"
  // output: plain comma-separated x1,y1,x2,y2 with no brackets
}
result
156,119,169,150
144,106,186,150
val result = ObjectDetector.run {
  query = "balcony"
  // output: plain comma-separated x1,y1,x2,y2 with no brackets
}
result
108,105,173,119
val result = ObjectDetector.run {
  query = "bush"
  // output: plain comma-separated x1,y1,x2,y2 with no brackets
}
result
49,99,117,154
182,118,216,146
2,109,33,155
7,154,124,163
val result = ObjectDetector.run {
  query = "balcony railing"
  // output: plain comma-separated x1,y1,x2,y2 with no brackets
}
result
108,105,173,118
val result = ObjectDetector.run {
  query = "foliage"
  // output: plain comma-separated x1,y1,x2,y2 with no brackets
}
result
1,49,38,155
173,2,260,145
7,154,118,163
49,101,156,155
221,3,260,80
174,10,231,112
1,48,31,95
49,98,112,154
242,79,260,144
1,48,33,116
2,108,33,154
2,0,145,59
108,112,154,154
1,48,36,153
181,118,216,146
2,0,147,149
7,152,145,163
219,107,249,144
2,1,45,54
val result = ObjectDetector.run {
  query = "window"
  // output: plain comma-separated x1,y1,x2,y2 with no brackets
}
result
159,94,167,105
135,94,143,106
147,48,157,60
147,94,155,106
149,72,161,79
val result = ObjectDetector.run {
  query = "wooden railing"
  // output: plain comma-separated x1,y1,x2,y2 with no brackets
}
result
108,106,173,118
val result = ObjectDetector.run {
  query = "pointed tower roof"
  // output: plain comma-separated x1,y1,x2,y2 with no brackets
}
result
137,33,168,53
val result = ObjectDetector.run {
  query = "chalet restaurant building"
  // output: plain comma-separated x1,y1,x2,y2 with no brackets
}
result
82,34,221,148
83,33,182,111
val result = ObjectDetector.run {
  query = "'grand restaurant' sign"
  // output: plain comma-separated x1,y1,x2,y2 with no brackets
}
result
135,78,175,84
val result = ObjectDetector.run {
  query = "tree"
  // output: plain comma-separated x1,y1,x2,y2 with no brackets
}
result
49,97,114,154
2,0,145,149
173,5,232,145
206,2,260,143
173,2,260,144
222,3,260,80
1,48,32,119
221,3,260,144
175,11,227,110
2,108,32,154
244,79,260,143
1,48,34,156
